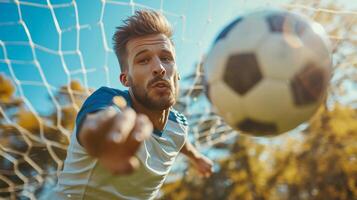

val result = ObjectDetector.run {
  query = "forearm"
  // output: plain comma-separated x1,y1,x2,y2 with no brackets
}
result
180,141,200,160
180,141,214,177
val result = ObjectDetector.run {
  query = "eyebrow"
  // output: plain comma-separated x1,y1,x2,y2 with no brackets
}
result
133,49,174,60
161,49,173,56
134,49,149,59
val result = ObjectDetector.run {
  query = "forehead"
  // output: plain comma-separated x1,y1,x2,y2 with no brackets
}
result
126,34,175,56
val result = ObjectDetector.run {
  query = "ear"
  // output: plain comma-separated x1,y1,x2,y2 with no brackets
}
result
120,73,130,87
177,73,181,80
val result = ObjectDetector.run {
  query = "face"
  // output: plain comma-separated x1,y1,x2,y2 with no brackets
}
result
121,34,179,110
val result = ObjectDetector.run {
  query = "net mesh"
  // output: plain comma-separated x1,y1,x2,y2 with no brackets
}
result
0,0,356,199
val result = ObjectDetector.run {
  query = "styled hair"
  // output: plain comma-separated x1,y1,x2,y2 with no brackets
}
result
113,10,173,72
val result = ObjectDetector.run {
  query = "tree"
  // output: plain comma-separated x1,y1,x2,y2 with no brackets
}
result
0,74,88,199
161,1,357,199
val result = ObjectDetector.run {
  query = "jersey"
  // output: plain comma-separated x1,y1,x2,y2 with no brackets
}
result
49,87,188,200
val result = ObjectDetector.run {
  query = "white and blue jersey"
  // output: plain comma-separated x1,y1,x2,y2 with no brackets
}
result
50,87,188,200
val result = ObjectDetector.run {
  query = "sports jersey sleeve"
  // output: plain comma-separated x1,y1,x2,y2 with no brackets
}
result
75,87,122,145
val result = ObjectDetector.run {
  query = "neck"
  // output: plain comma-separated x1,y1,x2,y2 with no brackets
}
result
129,90,169,131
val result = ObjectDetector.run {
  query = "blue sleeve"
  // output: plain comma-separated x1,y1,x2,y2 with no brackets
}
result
75,87,122,145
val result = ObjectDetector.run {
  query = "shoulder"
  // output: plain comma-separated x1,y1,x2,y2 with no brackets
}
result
169,108,188,126
76,87,128,125
82,87,129,107
75,87,129,143
88,86,126,100
78,86,130,115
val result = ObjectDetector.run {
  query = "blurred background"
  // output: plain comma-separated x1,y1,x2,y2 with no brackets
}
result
0,0,356,199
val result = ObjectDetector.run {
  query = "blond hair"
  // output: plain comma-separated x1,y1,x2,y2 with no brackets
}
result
113,10,173,71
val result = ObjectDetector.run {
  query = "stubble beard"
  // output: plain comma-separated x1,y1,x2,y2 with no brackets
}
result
130,78,177,111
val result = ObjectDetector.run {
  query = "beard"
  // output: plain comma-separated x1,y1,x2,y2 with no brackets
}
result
129,76,178,111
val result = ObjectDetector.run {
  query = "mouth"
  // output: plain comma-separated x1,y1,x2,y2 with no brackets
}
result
151,81,171,89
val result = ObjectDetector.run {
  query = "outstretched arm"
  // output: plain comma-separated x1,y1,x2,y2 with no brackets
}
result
180,141,213,177
79,106,152,175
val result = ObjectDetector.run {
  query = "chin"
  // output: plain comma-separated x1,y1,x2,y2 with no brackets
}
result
158,96,176,107
150,95,176,110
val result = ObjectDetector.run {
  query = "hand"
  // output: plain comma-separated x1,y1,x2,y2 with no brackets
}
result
79,107,153,175
190,154,214,178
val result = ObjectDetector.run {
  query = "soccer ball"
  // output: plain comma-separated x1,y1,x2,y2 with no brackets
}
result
203,9,332,136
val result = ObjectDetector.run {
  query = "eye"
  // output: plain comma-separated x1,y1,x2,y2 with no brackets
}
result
161,56,174,63
138,58,150,65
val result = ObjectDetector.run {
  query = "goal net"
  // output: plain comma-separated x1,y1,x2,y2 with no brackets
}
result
0,0,356,199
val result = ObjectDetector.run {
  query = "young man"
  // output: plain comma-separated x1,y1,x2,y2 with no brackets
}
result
51,10,213,200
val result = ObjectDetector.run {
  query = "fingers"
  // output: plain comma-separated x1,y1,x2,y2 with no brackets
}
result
95,108,119,134
199,164,213,178
81,108,118,156
103,113,152,176
203,166,213,178
124,114,153,153
99,113,151,175
203,158,214,177
83,104,153,175
107,108,136,143
193,156,214,178
84,107,118,138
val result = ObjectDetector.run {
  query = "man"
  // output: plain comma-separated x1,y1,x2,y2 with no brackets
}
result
51,9,213,200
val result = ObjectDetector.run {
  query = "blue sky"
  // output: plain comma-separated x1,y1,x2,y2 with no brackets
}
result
1,0,357,177
0,0,296,114
0,0,356,115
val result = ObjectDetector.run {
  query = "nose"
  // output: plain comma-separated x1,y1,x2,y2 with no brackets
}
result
152,57,166,77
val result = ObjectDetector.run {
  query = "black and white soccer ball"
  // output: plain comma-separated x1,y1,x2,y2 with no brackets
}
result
203,9,332,136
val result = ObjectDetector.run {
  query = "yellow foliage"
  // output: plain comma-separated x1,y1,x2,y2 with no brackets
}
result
60,105,77,131
161,181,182,195
229,185,249,200
230,170,248,182
70,80,85,92
327,105,357,136
284,161,300,184
0,73,15,102
162,104,357,200
17,109,41,132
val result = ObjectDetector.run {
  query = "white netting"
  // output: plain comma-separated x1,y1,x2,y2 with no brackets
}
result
0,0,356,199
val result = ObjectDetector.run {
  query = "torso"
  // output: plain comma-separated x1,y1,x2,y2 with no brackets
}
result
50,87,188,200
